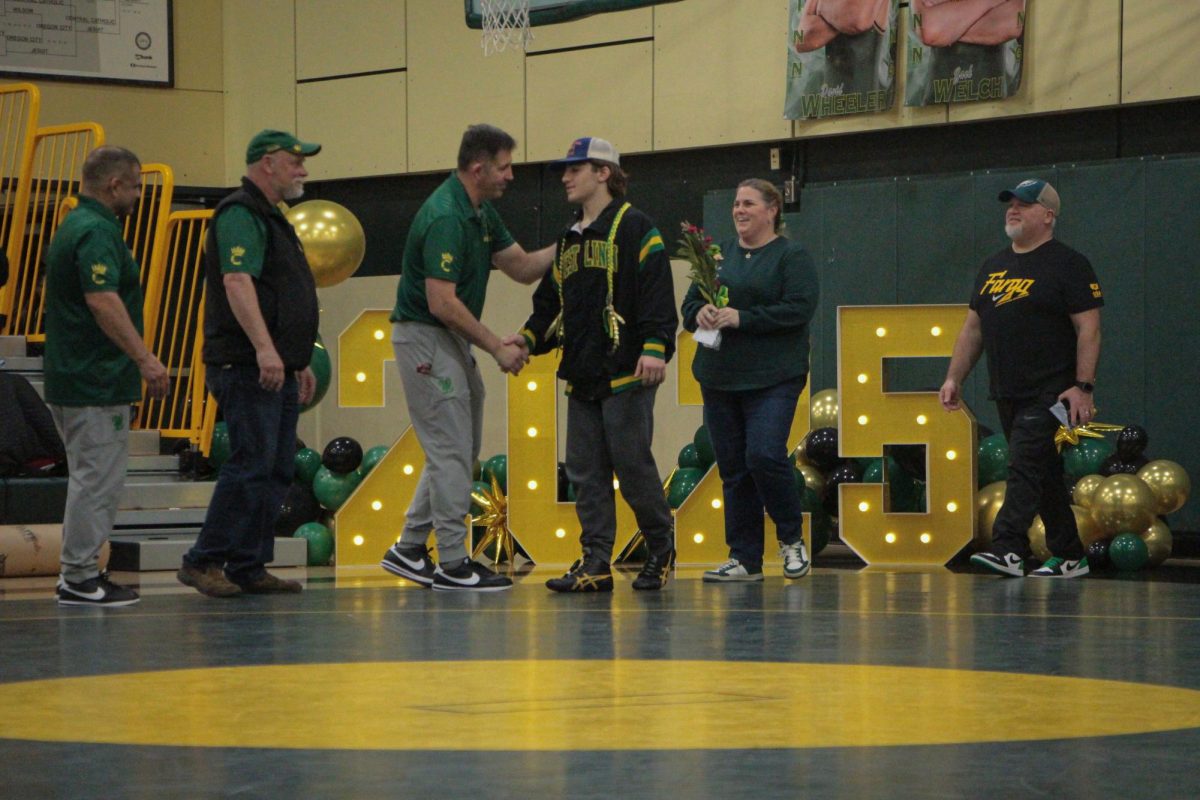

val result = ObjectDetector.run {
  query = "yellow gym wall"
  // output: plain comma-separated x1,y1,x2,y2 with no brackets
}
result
9,0,1200,466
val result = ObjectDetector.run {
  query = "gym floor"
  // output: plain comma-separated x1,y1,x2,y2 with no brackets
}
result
2,557,1200,799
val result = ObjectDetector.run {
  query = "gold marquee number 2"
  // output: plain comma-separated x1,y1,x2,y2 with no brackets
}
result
837,305,977,565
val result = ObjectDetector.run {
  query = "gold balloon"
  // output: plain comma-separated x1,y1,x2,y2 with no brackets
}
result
1026,516,1052,562
1089,474,1157,537
974,480,1006,551
797,464,825,496
1140,519,1173,567
810,389,839,430
1072,504,1104,547
1136,459,1191,516
794,434,812,467
1072,474,1105,509
286,199,366,288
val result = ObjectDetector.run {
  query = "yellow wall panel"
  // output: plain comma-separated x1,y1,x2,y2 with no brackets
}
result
406,0,525,172
222,0,297,184
297,0,406,80
173,0,223,92
297,73,407,179
949,0,1120,124
1122,0,1200,104
655,0,791,150
34,85,224,186
527,42,653,162
527,7,652,53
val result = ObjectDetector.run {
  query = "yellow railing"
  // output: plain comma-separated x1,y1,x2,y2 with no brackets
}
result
0,83,40,318
1,122,105,341
136,209,215,445
129,163,175,334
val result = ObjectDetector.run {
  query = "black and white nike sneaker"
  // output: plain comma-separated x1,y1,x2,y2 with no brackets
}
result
432,559,513,592
969,550,1027,577
57,573,140,607
381,543,437,587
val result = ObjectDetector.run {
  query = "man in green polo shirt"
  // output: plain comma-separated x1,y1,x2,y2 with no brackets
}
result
45,145,169,607
381,123,553,592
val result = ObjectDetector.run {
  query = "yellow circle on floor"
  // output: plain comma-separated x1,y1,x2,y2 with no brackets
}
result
3,660,1200,750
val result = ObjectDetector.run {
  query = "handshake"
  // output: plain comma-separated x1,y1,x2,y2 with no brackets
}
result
492,332,531,375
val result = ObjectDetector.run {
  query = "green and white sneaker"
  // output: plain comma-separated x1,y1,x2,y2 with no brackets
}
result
1028,556,1090,579
702,558,764,583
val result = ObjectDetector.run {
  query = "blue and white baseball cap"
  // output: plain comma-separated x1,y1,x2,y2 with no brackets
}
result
998,178,1060,215
550,136,620,170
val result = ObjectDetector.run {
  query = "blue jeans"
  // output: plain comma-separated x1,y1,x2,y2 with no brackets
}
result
184,364,299,581
702,376,806,572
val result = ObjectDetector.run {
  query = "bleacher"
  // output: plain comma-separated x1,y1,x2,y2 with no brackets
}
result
0,82,305,572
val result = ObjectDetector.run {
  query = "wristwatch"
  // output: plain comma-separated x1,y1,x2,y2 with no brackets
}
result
1074,380,1095,393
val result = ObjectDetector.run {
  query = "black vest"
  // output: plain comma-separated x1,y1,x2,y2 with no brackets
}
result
202,179,319,370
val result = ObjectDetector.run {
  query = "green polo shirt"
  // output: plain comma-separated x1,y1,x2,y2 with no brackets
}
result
391,173,515,326
44,195,145,406
213,204,268,277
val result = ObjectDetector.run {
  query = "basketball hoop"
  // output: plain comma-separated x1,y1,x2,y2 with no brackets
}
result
480,0,533,55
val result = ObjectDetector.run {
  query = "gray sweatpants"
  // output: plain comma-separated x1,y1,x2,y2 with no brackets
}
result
50,404,130,583
566,386,674,563
392,321,484,564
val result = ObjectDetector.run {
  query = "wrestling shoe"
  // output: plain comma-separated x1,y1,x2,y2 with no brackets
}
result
381,543,437,587
1028,556,1090,579
432,559,513,592
546,555,613,593
702,558,764,582
780,540,811,579
57,573,140,607
969,551,1027,577
632,547,675,591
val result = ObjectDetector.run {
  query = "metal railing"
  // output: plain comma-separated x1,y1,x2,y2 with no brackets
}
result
0,83,40,319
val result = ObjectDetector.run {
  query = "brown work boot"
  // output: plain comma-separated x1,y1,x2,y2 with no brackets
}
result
177,563,242,598
235,571,303,594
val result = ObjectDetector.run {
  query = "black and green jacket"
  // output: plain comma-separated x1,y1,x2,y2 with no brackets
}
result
520,199,678,399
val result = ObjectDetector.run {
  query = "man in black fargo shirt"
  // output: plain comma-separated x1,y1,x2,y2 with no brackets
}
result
940,179,1103,579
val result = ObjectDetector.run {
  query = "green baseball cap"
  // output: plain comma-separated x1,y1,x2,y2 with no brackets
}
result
246,130,321,164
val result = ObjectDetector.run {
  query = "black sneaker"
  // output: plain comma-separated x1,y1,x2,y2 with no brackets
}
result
381,543,436,587
969,551,1027,577
57,573,140,607
632,547,675,591
432,559,513,592
546,556,613,593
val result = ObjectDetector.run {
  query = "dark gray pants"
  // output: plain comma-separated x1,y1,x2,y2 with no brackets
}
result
565,386,673,563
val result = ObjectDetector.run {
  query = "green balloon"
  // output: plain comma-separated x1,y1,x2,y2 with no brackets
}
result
977,433,1009,487
693,426,715,468
863,457,918,510
567,482,577,502
797,485,832,555
678,443,703,470
1109,532,1149,572
482,454,508,493
301,338,332,413
209,421,231,470
293,521,334,566
470,480,493,515
1063,437,1116,481
294,447,322,484
359,445,389,477
667,467,705,509
312,466,361,511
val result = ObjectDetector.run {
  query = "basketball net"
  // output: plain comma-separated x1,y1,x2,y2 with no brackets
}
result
480,0,533,55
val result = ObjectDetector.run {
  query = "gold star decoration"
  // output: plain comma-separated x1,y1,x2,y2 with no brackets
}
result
1054,421,1125,452
470,474,528,565
615,467,676,563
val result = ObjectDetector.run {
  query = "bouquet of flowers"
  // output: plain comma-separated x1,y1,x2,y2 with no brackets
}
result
676,222,726,348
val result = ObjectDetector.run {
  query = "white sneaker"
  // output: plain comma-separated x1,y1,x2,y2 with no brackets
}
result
702,558,764,583
780,540,811,579
1028,556,1090,579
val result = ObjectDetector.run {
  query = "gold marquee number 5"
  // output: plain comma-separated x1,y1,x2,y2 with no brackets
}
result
837,305,977,566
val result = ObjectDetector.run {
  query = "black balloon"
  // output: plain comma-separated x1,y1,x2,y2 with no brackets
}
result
275,480,321,536
822,462,862,517
295,438,307,452
1115,425,1149,460
805,427,840,472
557,462,570,502
322,436,363,474
889,444,927,482
1099,452,1148,477
1086,538,1111,570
